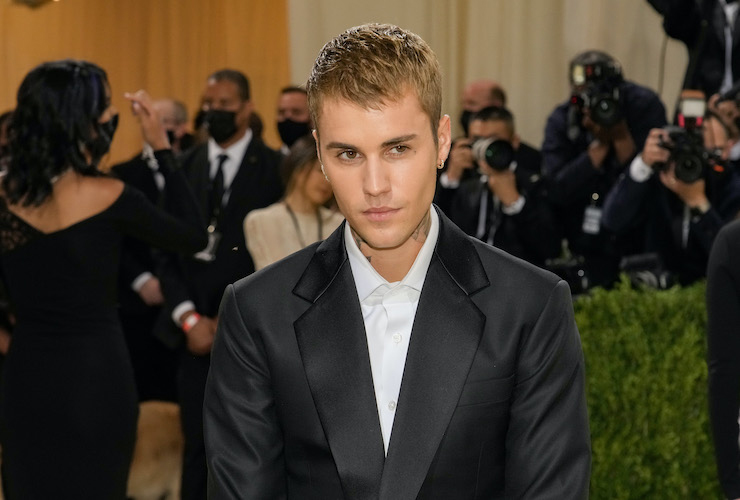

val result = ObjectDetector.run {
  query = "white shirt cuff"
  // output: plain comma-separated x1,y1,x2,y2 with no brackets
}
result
131,272,154,292
172,301,196,326
629,155,654,182
501,196,526,215
438,172,460,189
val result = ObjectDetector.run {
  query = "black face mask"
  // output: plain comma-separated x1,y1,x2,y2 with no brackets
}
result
205,109,238,143
277,119,311,147
460,110,473,136
166,129,177,147
88,114,119,159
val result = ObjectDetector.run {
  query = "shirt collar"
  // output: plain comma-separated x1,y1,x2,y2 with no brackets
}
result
208,128,253,166
345,206,439,302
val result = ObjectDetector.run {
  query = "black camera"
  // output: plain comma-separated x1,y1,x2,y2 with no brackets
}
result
570,59,624,128
470,138,515,171
658,125,720,184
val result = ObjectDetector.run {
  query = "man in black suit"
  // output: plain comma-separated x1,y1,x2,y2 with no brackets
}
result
159,69,283,500
111,98,190,402
204,24,590,499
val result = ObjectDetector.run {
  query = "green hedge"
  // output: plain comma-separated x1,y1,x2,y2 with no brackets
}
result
575,277,721,499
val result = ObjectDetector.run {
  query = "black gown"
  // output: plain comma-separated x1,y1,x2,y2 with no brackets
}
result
0,151,206,499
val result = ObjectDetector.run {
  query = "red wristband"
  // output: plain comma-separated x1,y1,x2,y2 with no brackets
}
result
182,313,201,333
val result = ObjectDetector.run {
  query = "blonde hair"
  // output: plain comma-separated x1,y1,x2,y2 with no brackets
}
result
307,23,442,142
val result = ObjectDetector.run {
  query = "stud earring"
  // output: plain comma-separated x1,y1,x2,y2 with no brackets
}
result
437,162,444,170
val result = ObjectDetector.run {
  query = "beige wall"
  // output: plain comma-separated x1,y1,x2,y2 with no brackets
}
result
0,0,290,165
288,0,688,147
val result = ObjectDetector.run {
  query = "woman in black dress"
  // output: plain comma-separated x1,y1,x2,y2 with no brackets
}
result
0,60,207,498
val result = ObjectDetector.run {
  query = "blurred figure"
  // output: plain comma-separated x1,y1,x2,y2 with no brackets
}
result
276,86,311,154
244,135,343,270
0,60,206,499
648,0,740,97
603,105,740,285
157,68,283,500
111,97,191,403
442,106,560,267
706,218,740,500
459,79,506,136
542,50,667,291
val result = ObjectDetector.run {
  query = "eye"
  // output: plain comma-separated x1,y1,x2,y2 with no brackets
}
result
389,145,409,155
338,150,358,161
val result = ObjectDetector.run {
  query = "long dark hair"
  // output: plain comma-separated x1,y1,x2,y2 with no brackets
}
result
3,59,110,206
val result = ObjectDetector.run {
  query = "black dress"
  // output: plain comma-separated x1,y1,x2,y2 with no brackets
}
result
0,151,206,499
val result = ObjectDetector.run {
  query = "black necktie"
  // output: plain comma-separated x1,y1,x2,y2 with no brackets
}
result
210,153,228,219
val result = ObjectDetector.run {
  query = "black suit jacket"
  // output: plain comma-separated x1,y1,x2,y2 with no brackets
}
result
204,208,591,499
158,138,283,346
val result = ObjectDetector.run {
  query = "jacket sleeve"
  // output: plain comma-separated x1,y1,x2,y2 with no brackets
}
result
505,280,591,499
706,223,740,499
204,284,287,499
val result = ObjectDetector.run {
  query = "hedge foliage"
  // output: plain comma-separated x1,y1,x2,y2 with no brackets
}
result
574,277,721,499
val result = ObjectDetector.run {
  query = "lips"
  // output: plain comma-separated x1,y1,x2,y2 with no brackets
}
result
363,206,399,222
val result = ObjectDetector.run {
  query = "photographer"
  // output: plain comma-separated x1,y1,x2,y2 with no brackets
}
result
445,106,560,267
602,104,740,285
542,50,667,289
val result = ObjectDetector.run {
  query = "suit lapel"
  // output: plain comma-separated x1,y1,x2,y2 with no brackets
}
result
293,226,385,500
221,140,260,221
379,209,489,500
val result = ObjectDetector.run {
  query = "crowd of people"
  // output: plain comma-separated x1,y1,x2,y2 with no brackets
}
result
0,2,738,498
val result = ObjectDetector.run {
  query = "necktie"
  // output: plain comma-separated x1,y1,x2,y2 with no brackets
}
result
210,153,228,220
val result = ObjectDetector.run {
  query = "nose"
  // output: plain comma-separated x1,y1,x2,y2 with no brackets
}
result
363,157,391,198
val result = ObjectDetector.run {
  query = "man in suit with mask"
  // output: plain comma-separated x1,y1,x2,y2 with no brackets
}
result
204,24,590,499
159,69,283,500
276,86,312,154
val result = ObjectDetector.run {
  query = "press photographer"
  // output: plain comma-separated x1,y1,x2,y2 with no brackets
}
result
445,106,560,267
602,92,740,285
541,50,667,289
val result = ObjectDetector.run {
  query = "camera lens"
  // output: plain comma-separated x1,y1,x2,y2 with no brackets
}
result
471,138,515,171
673,152,704,183
591,95,621,127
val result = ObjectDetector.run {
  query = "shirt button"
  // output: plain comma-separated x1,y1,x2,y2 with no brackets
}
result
392,333,402,344
388,400,396,411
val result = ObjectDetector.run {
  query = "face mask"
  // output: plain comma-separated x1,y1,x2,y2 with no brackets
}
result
277,119,311,147
166,129,177,147
205,109,238,143
88,114,118,159
460,110,473,136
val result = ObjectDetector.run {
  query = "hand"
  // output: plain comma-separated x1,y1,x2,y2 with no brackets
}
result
0,327,10,355
485,167,520,206
658,164,708,208
641,128,671,167
445,138,474,182
137,276,165,306
124,89,170,151
184,315,216,355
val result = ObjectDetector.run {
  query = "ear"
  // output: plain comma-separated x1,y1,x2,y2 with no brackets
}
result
436,114,452,164
312,129,322,163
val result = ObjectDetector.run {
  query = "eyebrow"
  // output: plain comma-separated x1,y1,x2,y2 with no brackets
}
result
325,134,418,151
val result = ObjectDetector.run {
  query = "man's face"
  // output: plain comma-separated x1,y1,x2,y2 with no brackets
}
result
153,100,186,140
277,91,310,123
316,90,451,252
201,79,251,132
703,116,730,161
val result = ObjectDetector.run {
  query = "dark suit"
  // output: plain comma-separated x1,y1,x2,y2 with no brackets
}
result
159,137,283,500
111,152,178,402
205,208,591,499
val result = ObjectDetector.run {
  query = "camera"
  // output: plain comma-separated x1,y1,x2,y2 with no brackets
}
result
570,59,624,127
657,126,715,183
471,138,515,171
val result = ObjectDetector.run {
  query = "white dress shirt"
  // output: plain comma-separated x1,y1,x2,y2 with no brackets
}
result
207,128,252,205
344,207,439,454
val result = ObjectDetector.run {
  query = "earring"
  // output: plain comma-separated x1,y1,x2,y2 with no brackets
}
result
320,164,330,182
437,162,444,170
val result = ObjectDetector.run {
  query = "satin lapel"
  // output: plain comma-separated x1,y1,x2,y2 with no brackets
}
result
379,209,489,500
293,226,385,500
